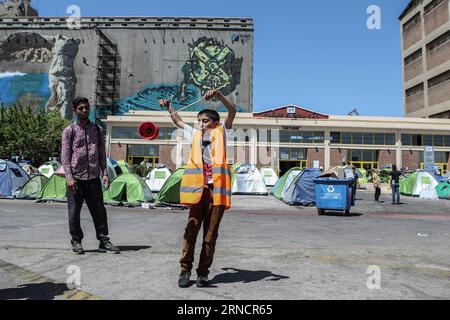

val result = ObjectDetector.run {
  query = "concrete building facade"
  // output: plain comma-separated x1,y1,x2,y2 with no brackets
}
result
400,0,450,118
104,106,450,176
0,14,254,119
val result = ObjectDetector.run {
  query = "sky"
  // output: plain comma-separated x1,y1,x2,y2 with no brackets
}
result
34,0,411,116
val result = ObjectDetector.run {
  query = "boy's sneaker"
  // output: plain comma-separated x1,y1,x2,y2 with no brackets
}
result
196,275,209,288
98,241,120,254
178,271,191,288
71,241,85,255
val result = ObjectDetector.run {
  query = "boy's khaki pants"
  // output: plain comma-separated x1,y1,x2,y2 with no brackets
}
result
180,185,225,277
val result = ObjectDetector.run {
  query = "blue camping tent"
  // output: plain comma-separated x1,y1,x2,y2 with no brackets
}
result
0,159,30,198
282,167,322,206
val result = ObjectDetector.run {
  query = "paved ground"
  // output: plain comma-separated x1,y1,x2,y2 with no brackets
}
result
0,190,449,300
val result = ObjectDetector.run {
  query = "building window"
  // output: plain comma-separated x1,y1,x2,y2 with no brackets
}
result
428,70,450,89
402,134,412,146
402,134,450,146
331,132,395,145
406,83,424,96
279,148,307,161
402,13,421,33
404,49,422,65
434,135,444,147
374,133,385,145
445,136,450,147
112,126,176,140
347,150,379,169
423,135,433,146
426,31,449,52
363,132,374,145
385,133,396,146
278,129,324,143
424,0,445,14
127,144,159,166
257,129,272,143
342,132,351,144
331,132,340,143
352,132,363,145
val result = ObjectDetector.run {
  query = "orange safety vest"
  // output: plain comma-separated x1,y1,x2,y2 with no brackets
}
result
180,125,231,210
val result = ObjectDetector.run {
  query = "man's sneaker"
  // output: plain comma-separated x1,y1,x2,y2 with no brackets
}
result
98,241,120,254
196,275,209,288
71,241,85,255
178,271,191,288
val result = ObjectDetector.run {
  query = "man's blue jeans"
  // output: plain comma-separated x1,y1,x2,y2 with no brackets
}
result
391,183,400,203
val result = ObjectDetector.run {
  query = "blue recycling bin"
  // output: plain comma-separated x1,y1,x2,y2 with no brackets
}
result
313,178,352,215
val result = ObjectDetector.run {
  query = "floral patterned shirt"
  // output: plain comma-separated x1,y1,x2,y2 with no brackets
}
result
61,121,108,181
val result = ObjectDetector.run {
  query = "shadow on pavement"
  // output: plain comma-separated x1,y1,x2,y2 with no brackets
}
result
320,212,362,217
210,268,289,285
0,282,68,300
117,246,152,252
82,246,151,253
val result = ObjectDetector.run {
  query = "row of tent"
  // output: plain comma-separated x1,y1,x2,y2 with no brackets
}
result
270,166,450,205
4,157,450,208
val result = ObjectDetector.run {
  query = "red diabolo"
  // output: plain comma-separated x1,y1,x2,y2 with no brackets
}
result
139,122,160,140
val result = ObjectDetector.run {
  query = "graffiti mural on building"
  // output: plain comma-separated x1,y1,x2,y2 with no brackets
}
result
180,37,242,101
118,83,243,115
118,37,244,114
0,72,50,110
0,32,80,118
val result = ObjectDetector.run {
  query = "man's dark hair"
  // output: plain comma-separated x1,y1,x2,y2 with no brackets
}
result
72,97,89,109
392,164,397,171
198,109,220,123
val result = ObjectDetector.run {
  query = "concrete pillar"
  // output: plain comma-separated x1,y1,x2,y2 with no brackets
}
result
250,130,257,165
176,137,183,169
396,130,403,168
324,130,331,169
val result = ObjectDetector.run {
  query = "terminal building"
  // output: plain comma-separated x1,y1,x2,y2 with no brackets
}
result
104,106,450,175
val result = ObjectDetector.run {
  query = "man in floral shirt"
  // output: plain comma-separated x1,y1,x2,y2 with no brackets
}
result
61,97,119,254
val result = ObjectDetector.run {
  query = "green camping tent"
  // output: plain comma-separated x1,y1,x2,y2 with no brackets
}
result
154,167,187,207
38,173,67,202
103,173,153,206
435,180,450,200
38,161,60,178
400,171,439,197
271,167,303,200
117,160,132,174
15,174,49,200
357,168,368,187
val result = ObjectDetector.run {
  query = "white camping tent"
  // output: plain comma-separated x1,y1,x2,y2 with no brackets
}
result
38,161,60,178
416,172,439,199
281,168,303,199
231,164,268,195
145,165,172,192
260,167,279,186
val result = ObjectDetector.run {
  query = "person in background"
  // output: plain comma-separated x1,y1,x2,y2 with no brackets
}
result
61,97,120,255
389,164,402,204
350,166,359,206
371,169,381,201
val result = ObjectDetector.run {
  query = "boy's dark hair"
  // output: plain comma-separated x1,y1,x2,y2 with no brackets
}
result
198,109,220,123
72,97,89,109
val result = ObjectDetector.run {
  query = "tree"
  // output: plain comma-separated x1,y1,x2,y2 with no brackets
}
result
0,105,71,166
